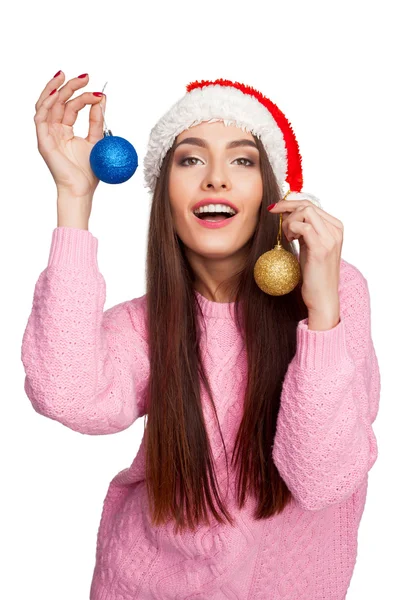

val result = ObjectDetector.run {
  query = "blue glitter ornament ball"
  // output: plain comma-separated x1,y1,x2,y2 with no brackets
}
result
90,130,138,184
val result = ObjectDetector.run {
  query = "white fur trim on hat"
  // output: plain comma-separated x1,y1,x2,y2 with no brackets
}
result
143,85,288,193
286,191,322,209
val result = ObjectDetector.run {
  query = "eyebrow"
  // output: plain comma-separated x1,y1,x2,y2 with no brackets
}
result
174,137,258,150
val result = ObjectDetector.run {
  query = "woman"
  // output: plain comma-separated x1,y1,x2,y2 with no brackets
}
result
22,73,381,599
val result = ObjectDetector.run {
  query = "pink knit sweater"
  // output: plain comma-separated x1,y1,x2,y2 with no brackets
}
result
21,226,381,600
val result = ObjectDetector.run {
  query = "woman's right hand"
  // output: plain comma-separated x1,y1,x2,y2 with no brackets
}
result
34,71,106,202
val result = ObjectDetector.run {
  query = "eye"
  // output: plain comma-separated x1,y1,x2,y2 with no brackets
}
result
233,158,254,166
180,156,203,166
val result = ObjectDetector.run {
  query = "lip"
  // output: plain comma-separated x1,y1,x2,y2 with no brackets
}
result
191,198,239,213
192,212,239,229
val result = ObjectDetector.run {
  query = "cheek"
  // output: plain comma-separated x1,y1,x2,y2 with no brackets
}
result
168,170,183,208
169,171,199,215
252,172,263,200
237,173,263,208
169,165,192,194
168,173,191,221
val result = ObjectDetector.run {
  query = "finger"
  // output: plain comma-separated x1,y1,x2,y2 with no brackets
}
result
62,92,105,128
286,219,340,253
34,70,65,113
50,73,91,124
33,88,61,147
284,205,333,239
285,221,327,249
86,95,107,145
270,200,343,230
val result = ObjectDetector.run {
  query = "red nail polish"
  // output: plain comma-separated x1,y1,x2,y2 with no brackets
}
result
49,89,57,96
53,70,61,78
267,203,276,211
78,73,88,78
93,92,104,97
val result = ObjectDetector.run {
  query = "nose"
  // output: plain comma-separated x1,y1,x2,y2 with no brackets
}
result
201,161,231,191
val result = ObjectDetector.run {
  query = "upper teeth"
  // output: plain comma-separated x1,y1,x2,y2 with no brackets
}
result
194,204,237,215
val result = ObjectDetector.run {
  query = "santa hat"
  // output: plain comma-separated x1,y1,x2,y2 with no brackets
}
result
143,78,321,208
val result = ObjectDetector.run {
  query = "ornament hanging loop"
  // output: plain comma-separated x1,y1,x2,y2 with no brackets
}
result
98,81,112,136
276,188,291,248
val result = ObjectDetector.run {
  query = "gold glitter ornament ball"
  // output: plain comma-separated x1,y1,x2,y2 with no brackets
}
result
254,242,301,296
254,212,301,296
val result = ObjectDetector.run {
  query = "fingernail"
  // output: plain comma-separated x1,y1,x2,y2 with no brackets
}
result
267,203,276,211
49,89,57,96
78,73,88,78
53,70,62,78
93,92,104,97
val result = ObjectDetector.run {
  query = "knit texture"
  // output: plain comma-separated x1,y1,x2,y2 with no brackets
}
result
21,227,381,600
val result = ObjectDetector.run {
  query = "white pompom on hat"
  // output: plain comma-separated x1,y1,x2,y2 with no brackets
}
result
143,78,321,209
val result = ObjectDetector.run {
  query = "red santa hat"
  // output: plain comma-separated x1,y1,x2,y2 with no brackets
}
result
143,78,321,208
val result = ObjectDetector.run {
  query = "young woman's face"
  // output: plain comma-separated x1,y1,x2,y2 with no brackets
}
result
168,121,263,262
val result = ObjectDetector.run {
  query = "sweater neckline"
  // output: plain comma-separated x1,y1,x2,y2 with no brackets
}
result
194,289,237,319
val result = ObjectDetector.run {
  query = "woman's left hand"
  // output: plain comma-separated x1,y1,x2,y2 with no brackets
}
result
268,200,344,315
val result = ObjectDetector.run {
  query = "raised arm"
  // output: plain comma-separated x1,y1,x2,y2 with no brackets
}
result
272,260,381,511
21,226,149,435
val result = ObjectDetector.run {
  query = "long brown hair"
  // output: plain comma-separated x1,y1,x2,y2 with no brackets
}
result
143,133,308,534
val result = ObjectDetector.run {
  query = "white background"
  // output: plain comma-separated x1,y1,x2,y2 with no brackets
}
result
1,0,397,598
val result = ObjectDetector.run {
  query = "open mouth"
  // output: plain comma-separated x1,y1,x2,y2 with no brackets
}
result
194,211,235,223
192,205,238,222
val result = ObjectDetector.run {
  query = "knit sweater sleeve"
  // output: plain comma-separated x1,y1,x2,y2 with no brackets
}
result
21,227,149,435
272,260,381,511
